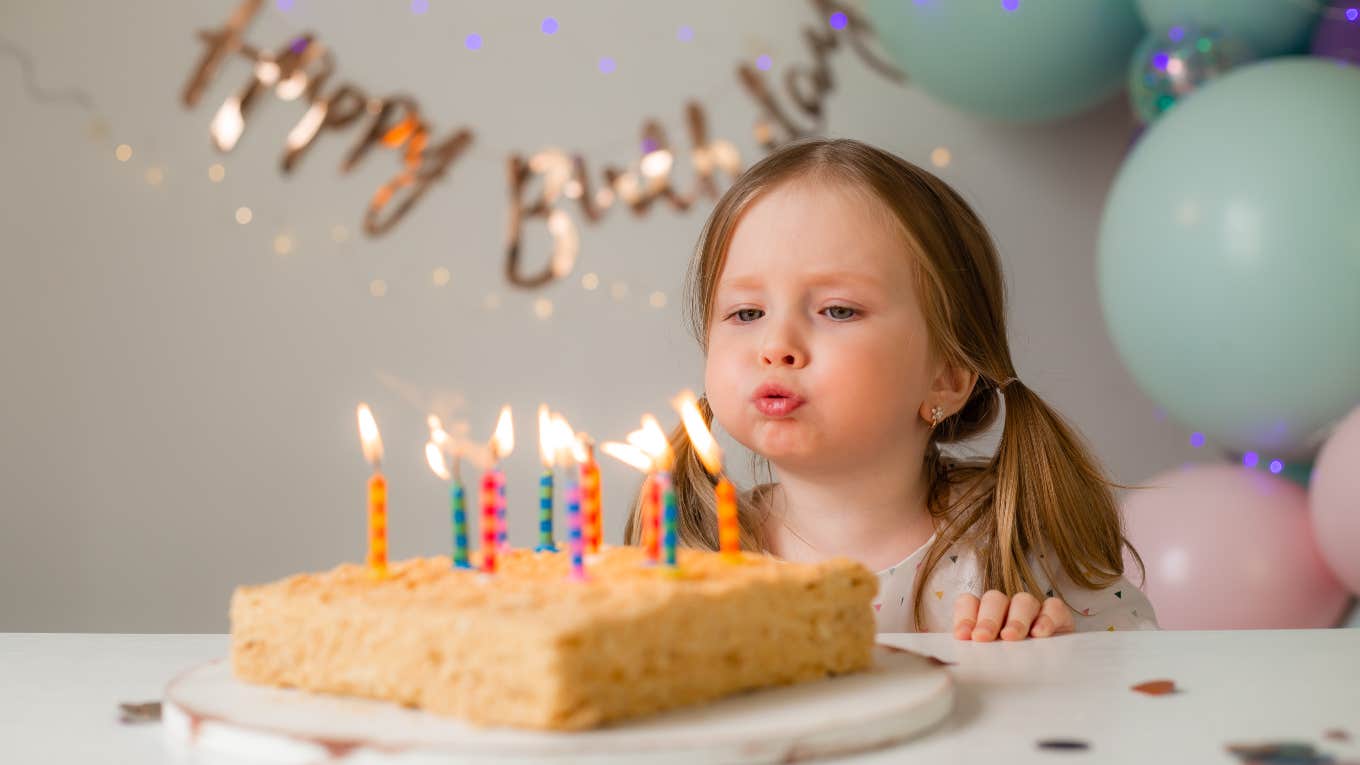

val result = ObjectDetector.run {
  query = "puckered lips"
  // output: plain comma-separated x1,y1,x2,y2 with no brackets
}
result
752,381,805,418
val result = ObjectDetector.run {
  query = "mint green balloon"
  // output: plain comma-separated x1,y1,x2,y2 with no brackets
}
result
1098,58,1360,460
864,0,1144,123
1136,0,1320,57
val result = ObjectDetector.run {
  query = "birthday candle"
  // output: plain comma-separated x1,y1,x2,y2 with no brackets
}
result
490,406,514,555
536,404,557,552
634,415,676,567
600,440,656,561
675,390,740,560
580,441,602,554
480,468,497,573
425,434,471,569
641,473,660,562
356,404,388,579
479,405,515,572
557,423,589,580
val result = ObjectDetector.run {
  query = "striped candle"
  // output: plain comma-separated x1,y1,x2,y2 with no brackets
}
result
717,476,739,559
495,469,508,551
537,469,557,552
640,473,660,562
581,454,602,553
368,472,388,578
480,469,498,573
659,470,677,567
451,481,470,568
567,473,585,579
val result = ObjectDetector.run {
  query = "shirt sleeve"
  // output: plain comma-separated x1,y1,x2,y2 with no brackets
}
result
1029,548,1161,632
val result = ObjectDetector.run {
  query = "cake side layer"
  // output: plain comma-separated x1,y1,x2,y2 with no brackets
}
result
230,547,877,730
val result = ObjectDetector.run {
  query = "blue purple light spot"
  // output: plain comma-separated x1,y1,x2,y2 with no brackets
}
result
756,54,772,71
542,17,558,35
829,11,848,29
410,0,428,14
1269,460,1284,474
1153,52,1170,70
1168,26,1184,42
1347,7,1358,22
1243,451,1259,468
465,33,482,50
1001,0,1020,11
289,36,309,53
598,57,616,74
641,138,659,154
677,25,694,42
275,0,295,11
1190,432,1205,448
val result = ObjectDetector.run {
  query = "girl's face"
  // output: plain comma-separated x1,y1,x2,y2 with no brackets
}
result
705,180,936,474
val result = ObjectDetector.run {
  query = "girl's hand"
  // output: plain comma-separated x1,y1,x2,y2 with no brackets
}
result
952,591,1075,641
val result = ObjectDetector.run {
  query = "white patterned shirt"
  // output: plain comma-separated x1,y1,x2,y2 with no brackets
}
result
872,533,1160,634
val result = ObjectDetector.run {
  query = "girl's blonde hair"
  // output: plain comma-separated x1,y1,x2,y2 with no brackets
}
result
624,137,1143,631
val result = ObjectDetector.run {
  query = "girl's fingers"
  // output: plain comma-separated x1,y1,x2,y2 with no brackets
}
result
1032,597,1075,638
1001,592,1041,641
971,590,1011,642
953,593,981,640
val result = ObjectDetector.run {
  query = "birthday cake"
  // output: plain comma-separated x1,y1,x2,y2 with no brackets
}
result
229,545,878,731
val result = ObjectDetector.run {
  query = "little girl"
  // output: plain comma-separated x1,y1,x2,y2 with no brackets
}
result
626,138,1158,639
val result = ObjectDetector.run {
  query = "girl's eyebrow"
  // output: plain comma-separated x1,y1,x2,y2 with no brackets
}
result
719,271,879,292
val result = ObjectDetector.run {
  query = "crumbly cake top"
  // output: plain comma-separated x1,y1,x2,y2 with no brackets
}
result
237,546,876,632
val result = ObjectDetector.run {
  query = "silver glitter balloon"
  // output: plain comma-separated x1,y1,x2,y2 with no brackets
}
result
1128,26,1256,125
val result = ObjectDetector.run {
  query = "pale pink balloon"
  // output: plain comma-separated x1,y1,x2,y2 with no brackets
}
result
1311,404,1360,595
1121,464,1349,630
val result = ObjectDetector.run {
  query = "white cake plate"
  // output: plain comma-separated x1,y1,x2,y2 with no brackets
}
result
163,644,954,765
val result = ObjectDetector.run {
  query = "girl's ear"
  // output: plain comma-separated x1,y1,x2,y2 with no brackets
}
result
923,362,977,421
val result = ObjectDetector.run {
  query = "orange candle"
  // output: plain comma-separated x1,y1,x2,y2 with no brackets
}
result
675,390,740,561
581,444,602,554
356,403,388,579
716,475,738,559
600,440,658,561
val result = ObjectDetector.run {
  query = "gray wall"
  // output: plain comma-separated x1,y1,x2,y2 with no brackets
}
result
0,1,1201,632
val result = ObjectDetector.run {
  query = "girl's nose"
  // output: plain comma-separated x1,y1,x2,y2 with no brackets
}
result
760,341,807,368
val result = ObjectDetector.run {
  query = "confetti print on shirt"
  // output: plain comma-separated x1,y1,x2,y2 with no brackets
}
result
1116,590,1123,599
873,602,882,612
950,555,958,563
935,591,944,599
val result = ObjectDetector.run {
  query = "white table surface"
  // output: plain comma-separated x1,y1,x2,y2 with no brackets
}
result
2,630,1357,764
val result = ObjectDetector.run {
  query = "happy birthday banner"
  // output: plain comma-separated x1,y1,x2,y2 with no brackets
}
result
181,0,903,290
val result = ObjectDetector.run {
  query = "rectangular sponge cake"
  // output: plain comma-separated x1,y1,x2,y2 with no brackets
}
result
229,546,878,730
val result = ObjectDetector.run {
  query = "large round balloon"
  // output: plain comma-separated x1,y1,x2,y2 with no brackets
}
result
1122,464,1350,629
1310,404,1360,594
1128,25,1255,124
1136,0,1320,57
864,0,1144,123
1098,58,1360,459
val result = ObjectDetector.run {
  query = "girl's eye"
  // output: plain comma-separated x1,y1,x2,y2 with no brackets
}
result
731,308,764,323
823,305,858,321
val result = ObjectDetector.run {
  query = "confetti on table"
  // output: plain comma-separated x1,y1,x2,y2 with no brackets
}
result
1225,741,1334,764
1037,738,1090,751
1131,679,1178,696
118,701,162,724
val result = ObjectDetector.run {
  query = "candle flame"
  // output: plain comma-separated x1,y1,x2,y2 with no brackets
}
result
551,414,587,466
490,405,514,461
602,441,651,472
356,403,383,467
425,441,450,481
538,404,555,468
635,415,673,470
427,414,450,446
674,389,722,476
